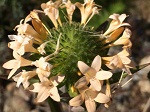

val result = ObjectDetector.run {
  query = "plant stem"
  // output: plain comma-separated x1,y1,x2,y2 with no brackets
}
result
47,98,62,112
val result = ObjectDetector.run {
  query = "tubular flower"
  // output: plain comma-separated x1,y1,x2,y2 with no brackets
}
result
41,0,62,28
69,76,110,112
15,21,43,44
103,13,130,36
13,70,36,89
3,51,32,79
32,57,53,82
62,0,76,23
3,0,136,111
102,48,135,75
102,28,132,49
29,75,65,102
25,11,48,40
8,35,37,55
77,55,112,91
75,0,100,25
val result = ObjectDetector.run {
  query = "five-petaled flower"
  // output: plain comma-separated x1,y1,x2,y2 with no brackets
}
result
78,55,112,91
70,76,110,112
29,75,65,102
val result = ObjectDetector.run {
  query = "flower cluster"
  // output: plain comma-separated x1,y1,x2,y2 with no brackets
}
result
3,0,135,111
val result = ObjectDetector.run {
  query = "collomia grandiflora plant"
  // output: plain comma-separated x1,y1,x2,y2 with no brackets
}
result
3,0,146,112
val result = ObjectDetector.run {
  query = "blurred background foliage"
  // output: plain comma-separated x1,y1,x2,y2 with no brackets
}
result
0,0,47,41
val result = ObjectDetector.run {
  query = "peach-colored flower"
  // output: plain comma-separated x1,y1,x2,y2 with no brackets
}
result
102,48,135,75
75,0,100,25
63,0,76,23
37,41,49,55
103,28,132,49
13,70,36,89
8,35,37,55
70,77,110,112
103,27,125,44
69,86,97,112
32,57,53,82
25,11,48,40
41,0,62,28
111,28,132,48
3,51,32,79
29,75,65,102
103,14,130,36
78,55,112,91
15,22,43,44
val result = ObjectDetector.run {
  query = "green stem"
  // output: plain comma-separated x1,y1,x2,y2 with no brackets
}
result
47,98,62,112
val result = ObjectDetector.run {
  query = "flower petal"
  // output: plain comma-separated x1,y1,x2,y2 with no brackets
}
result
85,88,98,99
118,48,130,57
51,75,65,86
29,83,42,92
94,92,110,103
95,71,112,80
91,55,101,72
49,87,60,102
69,94,84,106
120,56,131,64
3,60,18,69
85,96,96,112
78,61,90,74
8,67,18,79
74,76,89,89
36,86,49,102
90,78,101,91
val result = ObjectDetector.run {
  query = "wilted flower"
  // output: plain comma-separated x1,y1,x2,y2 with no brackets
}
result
25,11,48,40
102,28,132,50
112,28,132,48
